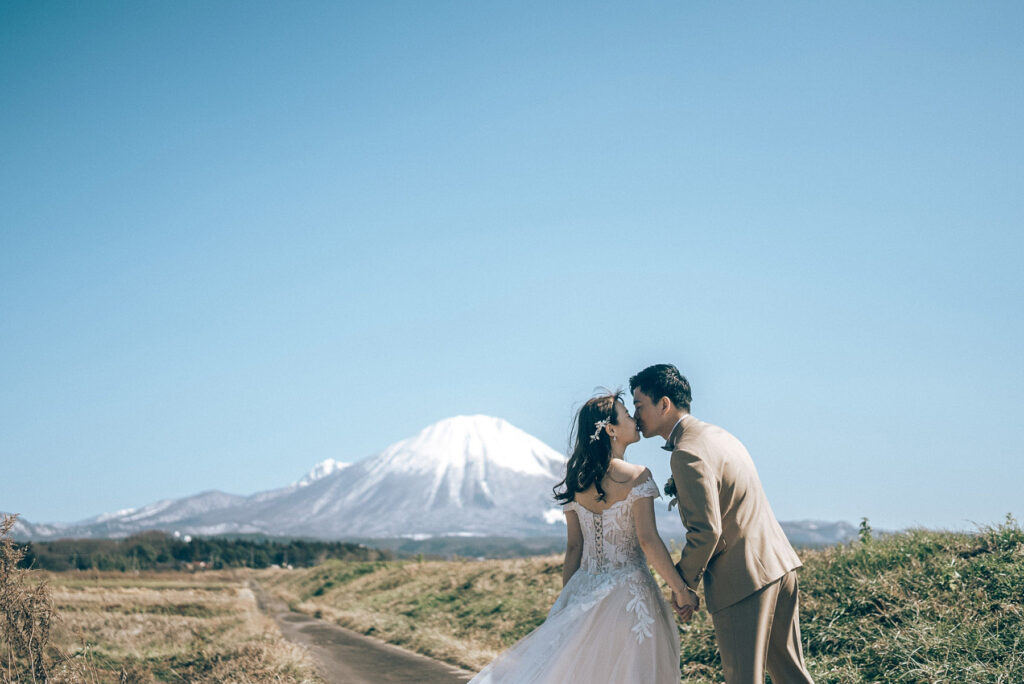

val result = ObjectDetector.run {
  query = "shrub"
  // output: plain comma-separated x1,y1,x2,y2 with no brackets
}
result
1,514,57,682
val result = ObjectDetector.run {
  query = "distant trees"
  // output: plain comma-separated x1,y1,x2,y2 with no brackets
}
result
17,532,392,571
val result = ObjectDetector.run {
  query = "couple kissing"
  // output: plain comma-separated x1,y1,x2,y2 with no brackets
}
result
469,363,814,684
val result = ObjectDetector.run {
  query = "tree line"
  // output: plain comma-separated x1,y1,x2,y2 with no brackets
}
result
17,531,393,571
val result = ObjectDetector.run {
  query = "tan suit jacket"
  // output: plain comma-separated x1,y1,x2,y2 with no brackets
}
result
669,414,801,613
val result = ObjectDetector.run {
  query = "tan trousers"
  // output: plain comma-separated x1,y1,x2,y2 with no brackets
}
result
711,569,814,684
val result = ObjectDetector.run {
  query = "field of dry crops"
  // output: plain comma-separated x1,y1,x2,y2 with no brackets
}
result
8,570,323,683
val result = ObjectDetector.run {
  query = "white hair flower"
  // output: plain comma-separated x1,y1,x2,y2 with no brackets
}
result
589,418,610,443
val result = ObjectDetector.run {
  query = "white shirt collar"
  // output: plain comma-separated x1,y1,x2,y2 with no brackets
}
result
663,415,688,450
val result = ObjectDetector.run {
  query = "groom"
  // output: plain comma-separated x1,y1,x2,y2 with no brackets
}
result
630,364,814,684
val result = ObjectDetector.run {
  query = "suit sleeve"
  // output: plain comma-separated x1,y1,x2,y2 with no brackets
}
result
671,449,722,590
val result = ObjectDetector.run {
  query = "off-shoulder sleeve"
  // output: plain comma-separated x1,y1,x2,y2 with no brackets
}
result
629,471,662,502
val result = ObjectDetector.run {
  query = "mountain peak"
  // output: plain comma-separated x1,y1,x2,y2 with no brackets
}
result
384,415,564,479
421,414,510,432
296,458,351,487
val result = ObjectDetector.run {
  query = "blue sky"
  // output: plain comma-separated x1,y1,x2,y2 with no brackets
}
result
2,2,1021,531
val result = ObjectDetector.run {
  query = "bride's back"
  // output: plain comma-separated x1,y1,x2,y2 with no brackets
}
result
572,459,649,513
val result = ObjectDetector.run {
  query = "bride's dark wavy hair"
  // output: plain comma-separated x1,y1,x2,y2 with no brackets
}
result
553,390,624,504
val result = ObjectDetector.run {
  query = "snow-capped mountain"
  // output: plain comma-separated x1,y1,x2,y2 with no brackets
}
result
8,491,252,540
269,415,568,538
13,416,569,540
8,415,859,547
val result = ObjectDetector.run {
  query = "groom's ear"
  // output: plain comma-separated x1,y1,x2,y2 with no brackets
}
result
658,396,672,415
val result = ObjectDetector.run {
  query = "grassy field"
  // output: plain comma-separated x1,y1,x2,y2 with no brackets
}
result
257,517,1024,683
257,555,565,673
4,570,323,683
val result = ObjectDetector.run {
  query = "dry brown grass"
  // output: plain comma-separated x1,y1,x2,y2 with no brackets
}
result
39,569,324,683
2,514,324,684
255,555,641,672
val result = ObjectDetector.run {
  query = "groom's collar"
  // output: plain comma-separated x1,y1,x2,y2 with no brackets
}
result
661,414,690,452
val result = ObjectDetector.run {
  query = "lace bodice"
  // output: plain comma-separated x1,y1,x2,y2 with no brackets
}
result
563,475,662,575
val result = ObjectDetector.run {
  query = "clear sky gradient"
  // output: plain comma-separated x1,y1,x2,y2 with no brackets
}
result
2,2,1022,531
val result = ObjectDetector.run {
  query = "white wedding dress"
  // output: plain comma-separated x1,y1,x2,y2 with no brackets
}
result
469,475,681,683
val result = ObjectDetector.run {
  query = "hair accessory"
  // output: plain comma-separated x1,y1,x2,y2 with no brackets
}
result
589,418,610,443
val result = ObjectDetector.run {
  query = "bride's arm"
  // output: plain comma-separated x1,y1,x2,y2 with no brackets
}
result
562,509,583,586
633,496,687,596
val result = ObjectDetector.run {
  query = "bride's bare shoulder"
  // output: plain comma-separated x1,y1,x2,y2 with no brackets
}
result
628,464,653,484
609,460,648,482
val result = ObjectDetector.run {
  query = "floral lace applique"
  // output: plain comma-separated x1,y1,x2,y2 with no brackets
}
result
627,579,655,643
561,474,665,644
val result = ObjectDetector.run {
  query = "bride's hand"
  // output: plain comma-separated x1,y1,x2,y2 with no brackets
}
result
672,588,699,623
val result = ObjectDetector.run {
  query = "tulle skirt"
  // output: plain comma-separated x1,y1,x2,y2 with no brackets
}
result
469,564,680,684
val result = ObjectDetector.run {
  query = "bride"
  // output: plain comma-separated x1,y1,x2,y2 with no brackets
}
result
469,391,695,683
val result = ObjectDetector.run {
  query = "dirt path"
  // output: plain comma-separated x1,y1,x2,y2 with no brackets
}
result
251,583,475,684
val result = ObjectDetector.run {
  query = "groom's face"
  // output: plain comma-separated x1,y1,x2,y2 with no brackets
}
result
631,388,664,438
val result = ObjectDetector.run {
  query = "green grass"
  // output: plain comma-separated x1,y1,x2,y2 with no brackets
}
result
258,516,1024,683
797,516,1024,682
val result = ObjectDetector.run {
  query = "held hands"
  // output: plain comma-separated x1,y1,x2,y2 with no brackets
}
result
670,560,699,622
671,587,700,623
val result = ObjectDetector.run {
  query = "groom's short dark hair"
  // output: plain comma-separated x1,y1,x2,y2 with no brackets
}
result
629,364,692,411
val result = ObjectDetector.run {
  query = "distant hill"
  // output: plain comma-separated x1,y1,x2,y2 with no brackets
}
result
344,520,860,561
